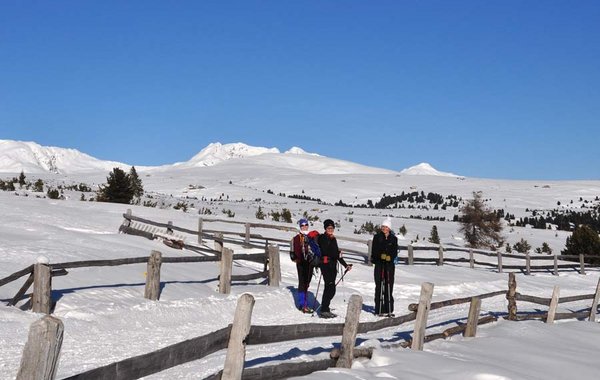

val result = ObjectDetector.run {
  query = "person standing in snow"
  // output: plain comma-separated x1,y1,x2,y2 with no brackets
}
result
317,219,352,318
290,218,315,313
371,217,398,316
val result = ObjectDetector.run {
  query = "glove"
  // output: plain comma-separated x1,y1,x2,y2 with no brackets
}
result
346,264,353,271
289,252,296,262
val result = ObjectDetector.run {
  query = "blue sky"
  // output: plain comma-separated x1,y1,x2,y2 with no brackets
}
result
1,1,599,180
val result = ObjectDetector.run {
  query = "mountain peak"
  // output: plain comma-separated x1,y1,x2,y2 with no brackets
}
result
400,162,457,177
179,142,280,168
284,147,320,156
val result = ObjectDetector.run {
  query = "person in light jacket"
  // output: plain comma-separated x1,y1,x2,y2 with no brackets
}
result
371,217,398,316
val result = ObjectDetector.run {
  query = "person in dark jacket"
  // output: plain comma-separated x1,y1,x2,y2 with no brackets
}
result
371,217,398,316
290,218,315,313
317,219,352,318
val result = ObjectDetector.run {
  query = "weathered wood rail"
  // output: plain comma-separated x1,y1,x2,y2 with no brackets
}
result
119,210,600,274
20,274,594,380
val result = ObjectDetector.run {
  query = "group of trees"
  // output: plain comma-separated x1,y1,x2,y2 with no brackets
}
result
97,167,143,204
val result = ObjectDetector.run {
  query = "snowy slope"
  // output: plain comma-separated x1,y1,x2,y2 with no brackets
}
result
0,140,130,174
400,162,457,177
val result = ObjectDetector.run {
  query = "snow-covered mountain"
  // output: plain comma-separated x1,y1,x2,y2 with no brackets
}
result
0,139,454,177
0,140,130,174
172,142,281,168
400,162,457,177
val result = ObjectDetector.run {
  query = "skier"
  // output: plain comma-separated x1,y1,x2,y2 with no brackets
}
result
317,219,352,318
371,217,398,316
290,218,315,313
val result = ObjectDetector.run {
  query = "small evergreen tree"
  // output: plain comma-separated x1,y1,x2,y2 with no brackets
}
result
255,206,265,220
399,224,407,236
33,179,44,192
505,243,512,253
428,225,440,244
19,170,26,187
128,166,144,199
281,208,292,223
97,168,134,204
513,238,531,253
47,188,60,199
562,225,600,264
458,192,504,249
6,181,15,191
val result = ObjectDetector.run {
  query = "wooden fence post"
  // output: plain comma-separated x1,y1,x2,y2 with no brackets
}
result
124,208,132,227
469,249,474,269
198,218,203,245
546,286,560,324
588,277,600,322
367,240,373,265
222,293,255,380
553,254,558,276
464,297,481,337
507,273,517,320
144,250,162,301
219,248,233,294
411,282,434,351
214,232,224,254
244,223,251,247
497,251,503,273
437,245,444,266
579,254,586,275
525,253,531,275
32,262,51,314
336,294,363,368
16,315,63,380
268,245,281,287
167,221,173,235
408,244,414,266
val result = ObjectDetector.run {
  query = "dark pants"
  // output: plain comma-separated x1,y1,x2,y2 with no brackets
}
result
374,263,395,314
296,261,313,293
320,263,337,313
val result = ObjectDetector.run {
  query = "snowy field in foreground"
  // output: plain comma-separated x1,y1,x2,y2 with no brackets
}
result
1,192,600,380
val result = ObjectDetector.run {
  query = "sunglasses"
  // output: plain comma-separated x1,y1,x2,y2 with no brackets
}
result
300,224,309,227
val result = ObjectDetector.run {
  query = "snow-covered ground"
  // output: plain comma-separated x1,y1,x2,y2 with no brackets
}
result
1,141,600,379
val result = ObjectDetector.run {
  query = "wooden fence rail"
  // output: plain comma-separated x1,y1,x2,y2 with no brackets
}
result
119,211,600,275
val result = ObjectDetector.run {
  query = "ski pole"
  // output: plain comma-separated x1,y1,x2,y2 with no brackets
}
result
335,266,351,286
311,272,322,316
378,265,385,315
386,264,392,316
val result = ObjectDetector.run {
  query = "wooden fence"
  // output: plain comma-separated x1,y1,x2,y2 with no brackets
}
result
120,210,599,275
0,244,279,313
16,275,600,380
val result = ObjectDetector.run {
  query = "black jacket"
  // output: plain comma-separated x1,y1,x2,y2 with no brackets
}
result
318,233,348,267
371,231,398,264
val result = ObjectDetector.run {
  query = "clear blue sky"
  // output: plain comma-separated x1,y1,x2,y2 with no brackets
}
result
1,1,599,180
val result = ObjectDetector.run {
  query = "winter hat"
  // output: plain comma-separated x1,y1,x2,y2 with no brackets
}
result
298,218,309,227
381,217,392,229
323,219,335,229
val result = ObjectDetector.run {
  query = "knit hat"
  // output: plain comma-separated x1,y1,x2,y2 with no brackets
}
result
323,219,335,229
298,218,309,227
381,217,392,229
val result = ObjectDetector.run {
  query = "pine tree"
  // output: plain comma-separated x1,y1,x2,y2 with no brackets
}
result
428,225,440,244
513,238,531,253
98,168,134,204
33,179,44,192
458,192,504,249
128,166,144,199
399,224,407,236
18,170,26,187
562,225,600,264
255,206,265,220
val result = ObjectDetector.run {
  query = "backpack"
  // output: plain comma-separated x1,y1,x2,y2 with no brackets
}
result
306,230,322,266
